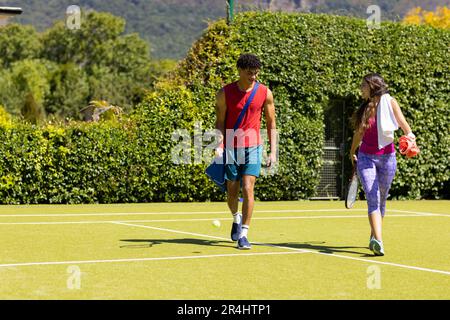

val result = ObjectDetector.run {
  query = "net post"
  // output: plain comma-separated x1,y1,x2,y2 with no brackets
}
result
226,0,235,24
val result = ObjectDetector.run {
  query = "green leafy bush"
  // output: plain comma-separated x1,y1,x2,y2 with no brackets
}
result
0,120,141,204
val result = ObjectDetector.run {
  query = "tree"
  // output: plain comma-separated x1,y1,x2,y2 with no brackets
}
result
40,12,127,69
403,6,450,29
0,11,156,121
40,11,154,112
44,63,90,120
22,92,46,124
0,24,41,68
0,59,50,119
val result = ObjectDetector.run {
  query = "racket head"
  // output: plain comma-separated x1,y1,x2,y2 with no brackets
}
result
345,165,359,209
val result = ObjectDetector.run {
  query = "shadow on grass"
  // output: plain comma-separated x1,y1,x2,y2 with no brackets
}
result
262,241,370,256
119,238,232,249
120,239,374,257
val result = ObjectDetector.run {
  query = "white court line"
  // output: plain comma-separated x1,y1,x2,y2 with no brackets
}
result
112,221,241,242
0,214,433,226
1,208,447,218
112,222,450,276
0,251,307,268
112,222,310,253
0,209,369,218
390,210,450,217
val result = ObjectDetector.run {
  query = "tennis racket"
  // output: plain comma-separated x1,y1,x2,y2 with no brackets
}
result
345,162,359,209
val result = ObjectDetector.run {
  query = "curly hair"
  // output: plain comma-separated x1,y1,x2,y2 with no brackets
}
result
236,53,262,70
352,73,390,133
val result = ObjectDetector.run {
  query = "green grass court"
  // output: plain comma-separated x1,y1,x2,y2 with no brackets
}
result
0,200,449,299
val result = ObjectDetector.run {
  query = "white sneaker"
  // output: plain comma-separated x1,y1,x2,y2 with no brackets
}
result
370,238,385,256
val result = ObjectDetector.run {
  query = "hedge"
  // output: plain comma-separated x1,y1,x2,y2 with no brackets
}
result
0,119,145,204
0,12,449,203
136,12,449,200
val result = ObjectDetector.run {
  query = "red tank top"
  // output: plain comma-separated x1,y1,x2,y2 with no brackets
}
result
223,81,268,148
360,116,395,155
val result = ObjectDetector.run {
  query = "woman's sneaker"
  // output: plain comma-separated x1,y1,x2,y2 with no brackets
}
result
370,238,385,256
369,236,374,251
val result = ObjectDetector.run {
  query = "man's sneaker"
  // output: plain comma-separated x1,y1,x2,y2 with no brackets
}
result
237,236,251,250
231,221,242,241
370,238,385,256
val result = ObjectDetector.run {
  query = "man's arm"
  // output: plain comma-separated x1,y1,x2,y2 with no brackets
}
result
263,89,277,167
215,88,227,154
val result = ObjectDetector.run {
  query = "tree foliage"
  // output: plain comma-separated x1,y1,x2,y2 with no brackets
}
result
2,0,447,59
0,24,41,68
403,6,450,29
0,11,158,121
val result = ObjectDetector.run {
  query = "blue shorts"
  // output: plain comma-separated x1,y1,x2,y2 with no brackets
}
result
225,145,263,181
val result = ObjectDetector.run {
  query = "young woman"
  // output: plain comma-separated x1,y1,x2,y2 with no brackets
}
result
350,73,416,256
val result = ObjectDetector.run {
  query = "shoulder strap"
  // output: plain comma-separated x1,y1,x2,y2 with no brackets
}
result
233,82,260,131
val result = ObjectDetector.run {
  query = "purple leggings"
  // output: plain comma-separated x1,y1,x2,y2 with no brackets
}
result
357,151,397,216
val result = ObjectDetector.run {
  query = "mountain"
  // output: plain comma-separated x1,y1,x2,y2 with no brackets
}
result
1,0,448,59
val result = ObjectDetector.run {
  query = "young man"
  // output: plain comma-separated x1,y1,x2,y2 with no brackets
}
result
215,53,277,249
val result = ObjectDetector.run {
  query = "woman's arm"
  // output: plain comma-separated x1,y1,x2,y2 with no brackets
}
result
350,129,363,165
391,99,413,137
